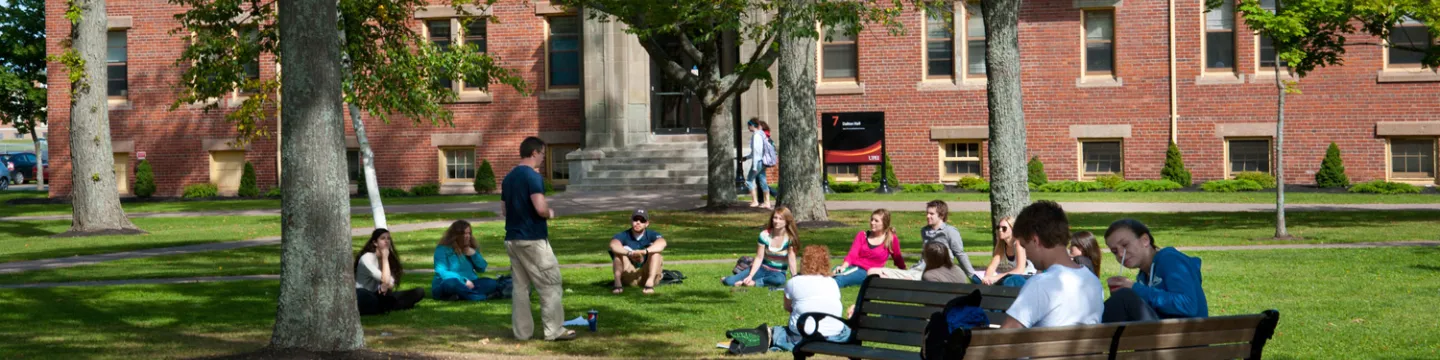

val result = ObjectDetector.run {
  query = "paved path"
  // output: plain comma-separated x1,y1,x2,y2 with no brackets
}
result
828,201,1440,213
5,241,1436,289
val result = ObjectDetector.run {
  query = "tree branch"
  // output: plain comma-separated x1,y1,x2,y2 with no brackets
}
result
678,32,704,64
710,30,780,108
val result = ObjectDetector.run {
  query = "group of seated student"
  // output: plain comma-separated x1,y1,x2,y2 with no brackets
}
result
354,220,506,316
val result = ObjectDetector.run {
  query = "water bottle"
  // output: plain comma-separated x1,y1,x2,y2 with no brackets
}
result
587,309,599,332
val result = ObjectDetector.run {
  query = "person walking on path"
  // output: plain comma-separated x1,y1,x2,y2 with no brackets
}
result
502,136,576,341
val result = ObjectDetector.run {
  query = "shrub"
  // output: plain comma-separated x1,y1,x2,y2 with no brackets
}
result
238,162,259,197
1201,179,1264,192
957,176,988,191
973,182,990,193
134,159,156,198
183,183,219,198
830,182,880,193
544,176,556,193
902,184,945,193
1234,172,1277,189
474,160,497,193
870,155,900,187
265,187,282,199
380,188,410,197
1348,180,1421,195
826,174,837,185
409,183,441,197
1037,181,1105,193
1027,156,1048,186
1161,142,1193,186
1095,173,1125,189
1113,180,1183,192
1315,143,1350,188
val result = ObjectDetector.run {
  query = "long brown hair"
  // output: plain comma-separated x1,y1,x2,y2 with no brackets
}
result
355,228,404,286
769,205,801,250
1071,231,1103,277
922,241,954,270
992,216,1015,257
800,245,831,276
438,220,475,254
868,209,895,249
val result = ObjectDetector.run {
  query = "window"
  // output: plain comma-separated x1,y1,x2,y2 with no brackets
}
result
925,12,954,80
461,20,488,90
547,15,581,88
1205,0,1235,71
106,30,128,99
1083,10,1115,76
346,150,362,184
1080,140,1122,177
821,24,858,81
546,144,578,185
940,141,982,181
827,164,860,182
1390,139,1435,180
442,148,475,181
426,20,454,91
241,27,260,83
1227,139,1271,175
1389,17,1432,69
964,3,986,78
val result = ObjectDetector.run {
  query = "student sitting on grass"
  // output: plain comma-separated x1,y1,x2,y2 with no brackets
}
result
1001,201,1104,329
1070,231,1103,277
723,206,800,288
770,245,852,352
1102,219,1209,322
355,229,425,315
870,200,978,283
431,220,501,301
609,209,667,295
981,216,1037,286
833,209,906,288
920,242,968,283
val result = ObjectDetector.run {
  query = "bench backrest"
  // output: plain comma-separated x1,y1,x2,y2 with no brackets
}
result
957,310,1281,360
849,276,1021,348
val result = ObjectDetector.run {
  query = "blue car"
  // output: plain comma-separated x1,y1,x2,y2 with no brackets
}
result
2,152,47,185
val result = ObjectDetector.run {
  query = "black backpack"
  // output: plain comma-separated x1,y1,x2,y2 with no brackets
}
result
660,270,686,285
921,289,989,360
725,323,770,355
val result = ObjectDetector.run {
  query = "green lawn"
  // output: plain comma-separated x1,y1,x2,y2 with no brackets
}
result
7,209,1438,285
1,247,1435,359
0,190,499,218
0,211,495,264
823,190,1440,204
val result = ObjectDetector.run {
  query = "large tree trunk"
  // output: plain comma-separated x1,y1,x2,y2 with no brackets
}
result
704,100,737,207
981,0,1030,231
1272,61,1289,239
348,103,387,229
776,0,827,222
60,0,142,237
271,0,364,351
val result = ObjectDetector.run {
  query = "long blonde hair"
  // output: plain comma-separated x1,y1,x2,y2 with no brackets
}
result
993,216,1015,256
437,220,474,254
869,209,895,249
769,205,801,249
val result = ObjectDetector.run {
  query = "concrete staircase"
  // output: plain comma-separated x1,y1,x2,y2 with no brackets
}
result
567,135,710,192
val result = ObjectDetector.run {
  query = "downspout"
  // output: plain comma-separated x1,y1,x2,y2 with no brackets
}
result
1168,0,1178,144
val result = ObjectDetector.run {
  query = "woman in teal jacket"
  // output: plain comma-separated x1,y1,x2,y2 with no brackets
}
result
432,220,500,301
1101,219,1209,322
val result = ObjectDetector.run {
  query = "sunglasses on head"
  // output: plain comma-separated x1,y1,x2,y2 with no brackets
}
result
995,225,1010,231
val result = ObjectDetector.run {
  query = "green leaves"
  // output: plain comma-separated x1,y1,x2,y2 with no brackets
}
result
1237,0,1440,77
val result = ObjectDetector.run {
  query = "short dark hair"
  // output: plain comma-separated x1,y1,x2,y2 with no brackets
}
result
520,136,546,158
1012,200,1070,249
1105,218,1155,248
925,200,949,222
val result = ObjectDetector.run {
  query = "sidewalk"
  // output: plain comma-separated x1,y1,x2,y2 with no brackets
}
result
827,201,1440,213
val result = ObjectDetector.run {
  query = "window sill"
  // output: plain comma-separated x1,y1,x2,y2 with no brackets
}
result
1377,69,1440,83
1076,76,1123,88
184,99,222,110
1252,69,1296,82
107,98,132,111
817,82,864,96
539,88,581,100
1196,73,1245,85
226,94,256,108
828,176,860,183
916,79,986,92
454,91,494,103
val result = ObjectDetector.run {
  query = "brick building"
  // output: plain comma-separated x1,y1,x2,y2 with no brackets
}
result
44,0,1440,198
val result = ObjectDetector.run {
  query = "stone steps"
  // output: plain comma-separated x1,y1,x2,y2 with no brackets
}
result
567,183,707,192
582,176,707,185
568,137,711,192
590,163,708,171
586,169,708,178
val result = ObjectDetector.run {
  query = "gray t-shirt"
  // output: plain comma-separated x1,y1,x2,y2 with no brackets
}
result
918,223,977,279
922,266,968,284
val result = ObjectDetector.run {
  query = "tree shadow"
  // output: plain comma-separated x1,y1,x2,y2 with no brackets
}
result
1410,264,1440,273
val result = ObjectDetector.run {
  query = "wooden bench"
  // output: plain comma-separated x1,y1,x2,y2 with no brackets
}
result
793,276,1019,360
794,276,1281,360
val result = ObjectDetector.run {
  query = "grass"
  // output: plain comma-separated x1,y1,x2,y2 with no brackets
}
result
7,209,1438,285
0,211,495,264
0,190,500,218
0,247,1436,359
823,190,1440,204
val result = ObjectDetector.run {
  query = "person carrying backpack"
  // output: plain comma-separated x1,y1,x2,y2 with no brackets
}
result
743,118,777,209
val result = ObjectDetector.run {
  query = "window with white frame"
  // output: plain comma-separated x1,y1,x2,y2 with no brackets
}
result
940,141,982,181
1227,139,1271,175
107,30,128,100
547,15,581,88
1205,0,1236,72
460,20,488,91
1388,17,1432,69
546,144,578,185
441,147,475,182
1390,138,1435,180
964,3,986,78
827,164,860,181
1084,10,1115,77
821,23,858,81
1081,140,1122,177
925,12,955,80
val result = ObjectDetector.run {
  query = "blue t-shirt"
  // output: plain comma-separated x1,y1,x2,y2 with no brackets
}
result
502,165,548,240
613,229,662,250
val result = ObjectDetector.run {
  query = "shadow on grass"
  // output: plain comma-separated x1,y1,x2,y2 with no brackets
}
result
1411,264,1440,273
0,217,59,238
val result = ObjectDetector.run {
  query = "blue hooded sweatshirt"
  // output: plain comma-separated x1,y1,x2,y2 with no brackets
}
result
1132,247,1208,319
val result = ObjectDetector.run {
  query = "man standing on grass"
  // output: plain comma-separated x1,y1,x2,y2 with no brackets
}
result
502,136,576,341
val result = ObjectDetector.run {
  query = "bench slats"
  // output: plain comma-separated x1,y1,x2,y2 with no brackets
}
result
798,341,921,360
1118,314,1264,336
966,324,1121,346
985,311,1009,326
859,302,942,319
1117,343,1252,360
1118,328,1256,351
855,328,925,347
864,288,1016,309
866,278,1022,298
963,337,1115,359
857,315,930,334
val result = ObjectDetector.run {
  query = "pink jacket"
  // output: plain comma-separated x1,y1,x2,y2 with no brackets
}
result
843,231,906,270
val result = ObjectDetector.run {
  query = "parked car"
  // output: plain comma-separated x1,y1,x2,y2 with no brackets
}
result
4,152,47,185
0,158,11,190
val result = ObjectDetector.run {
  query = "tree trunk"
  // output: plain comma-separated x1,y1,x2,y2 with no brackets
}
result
271,0,364,351
1273,60,1289,238
981,0,1030,231
30,130,44,191
704,100,737,207
348,103,386,229
60,0,142,237
776,0,827,222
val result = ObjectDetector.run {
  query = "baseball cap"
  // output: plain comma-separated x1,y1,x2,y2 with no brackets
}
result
632,209,650,222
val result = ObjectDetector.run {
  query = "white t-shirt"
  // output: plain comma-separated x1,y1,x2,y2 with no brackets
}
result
355,252,386,291
785,275,846,336
1004,264,1103,328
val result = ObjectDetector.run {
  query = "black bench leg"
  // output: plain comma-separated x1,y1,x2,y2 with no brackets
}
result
792,351,811,360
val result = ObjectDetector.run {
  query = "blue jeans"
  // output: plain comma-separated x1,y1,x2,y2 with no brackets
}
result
1000,274,1031,288
747,165,775,198
433,277,499,301
833,267,870,288
770,324,852,352
723,266,788,287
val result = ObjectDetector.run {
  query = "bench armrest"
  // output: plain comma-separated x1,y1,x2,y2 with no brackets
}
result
795,312,853,343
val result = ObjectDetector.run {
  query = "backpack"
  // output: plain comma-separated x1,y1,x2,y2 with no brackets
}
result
733,256,755,274
492,275,515,299
725,323,771,355
761,138,778,167
921,289,990,360
660,270,686,285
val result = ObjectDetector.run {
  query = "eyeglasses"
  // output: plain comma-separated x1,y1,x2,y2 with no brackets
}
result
994,226,1010,231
